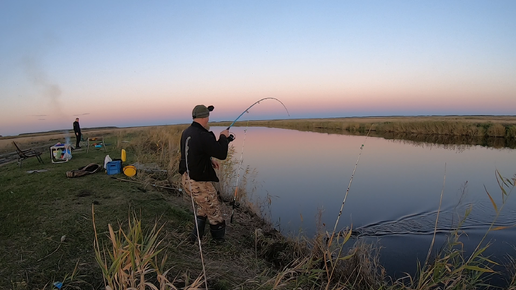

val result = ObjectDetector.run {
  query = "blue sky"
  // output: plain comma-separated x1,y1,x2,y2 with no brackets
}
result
1,1,515,136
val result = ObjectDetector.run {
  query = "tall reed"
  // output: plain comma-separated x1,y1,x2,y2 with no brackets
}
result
217,146,259,214
114,125,186,189
507,126,516,139
92,206,203,290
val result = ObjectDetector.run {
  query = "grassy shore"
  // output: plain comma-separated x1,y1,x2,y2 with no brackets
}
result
1,126,293,289
1,117,515,289
3,126,365,289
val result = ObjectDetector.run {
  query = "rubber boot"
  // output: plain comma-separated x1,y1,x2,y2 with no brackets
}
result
210,220,226,244
189,216,207,244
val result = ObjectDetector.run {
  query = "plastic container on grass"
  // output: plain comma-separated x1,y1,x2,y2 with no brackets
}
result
106,160,122,175
123,165,136,177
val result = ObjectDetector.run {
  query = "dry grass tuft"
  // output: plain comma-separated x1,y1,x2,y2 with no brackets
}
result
92,205,204,290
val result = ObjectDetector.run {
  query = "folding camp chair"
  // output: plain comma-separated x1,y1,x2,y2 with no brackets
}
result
12,141,44,167
86,137,106,153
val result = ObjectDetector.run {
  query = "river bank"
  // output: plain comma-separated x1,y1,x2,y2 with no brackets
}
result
0,126,383,289
1,118,515,289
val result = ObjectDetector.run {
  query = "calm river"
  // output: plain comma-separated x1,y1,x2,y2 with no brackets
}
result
215,126,516,282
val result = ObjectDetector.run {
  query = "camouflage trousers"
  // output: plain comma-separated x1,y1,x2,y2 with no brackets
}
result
181,173,224,225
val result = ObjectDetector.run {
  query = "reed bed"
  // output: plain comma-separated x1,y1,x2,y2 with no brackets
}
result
374,121,515,138
115,125,184,170
217,116,516,139
113,125,187,189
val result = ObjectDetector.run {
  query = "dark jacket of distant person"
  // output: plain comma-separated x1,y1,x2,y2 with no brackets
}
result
73,119,81,135
179,122,229,182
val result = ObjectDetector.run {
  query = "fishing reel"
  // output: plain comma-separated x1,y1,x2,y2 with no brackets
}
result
227,133,236,143
230,200,240,208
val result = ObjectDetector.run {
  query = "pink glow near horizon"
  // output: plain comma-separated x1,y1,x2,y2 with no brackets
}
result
1,2,515,136
6,91,514,136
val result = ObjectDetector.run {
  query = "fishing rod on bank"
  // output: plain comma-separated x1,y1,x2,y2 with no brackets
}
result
329,124,375,242
185,136,208,290
324,124,375,282
227,97,290,223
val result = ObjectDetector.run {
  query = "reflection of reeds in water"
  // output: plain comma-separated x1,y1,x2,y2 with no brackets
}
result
217,118,516,147
387,133,516,149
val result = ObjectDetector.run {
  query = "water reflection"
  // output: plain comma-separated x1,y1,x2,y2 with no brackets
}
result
214,126,516,283
381,133,516,149
272,125,516,149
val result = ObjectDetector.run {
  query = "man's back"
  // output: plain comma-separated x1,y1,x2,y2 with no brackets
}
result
73,121,80,133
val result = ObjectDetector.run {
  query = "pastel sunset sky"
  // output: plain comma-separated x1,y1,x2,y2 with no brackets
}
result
1,1,515,136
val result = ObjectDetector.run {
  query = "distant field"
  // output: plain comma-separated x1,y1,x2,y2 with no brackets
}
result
3,115,515,156
0,126,149,155
218,115,516,126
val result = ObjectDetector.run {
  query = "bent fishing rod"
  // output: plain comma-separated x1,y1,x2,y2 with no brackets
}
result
226,97,290,130
227,97,290,223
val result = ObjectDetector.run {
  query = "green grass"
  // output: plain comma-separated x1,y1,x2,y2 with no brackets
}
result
0,128,318,289
2,122,516,289
0,135,193,289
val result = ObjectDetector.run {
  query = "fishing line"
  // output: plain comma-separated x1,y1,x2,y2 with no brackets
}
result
185,136,208,290
230,120,250,223
226,97,290,129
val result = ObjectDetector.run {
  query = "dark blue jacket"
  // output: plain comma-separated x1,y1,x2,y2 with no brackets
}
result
73,121,81,134
179,122,229,182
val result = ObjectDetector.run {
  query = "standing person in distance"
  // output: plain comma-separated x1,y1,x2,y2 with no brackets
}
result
73,118,82,149
179,104,234,243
